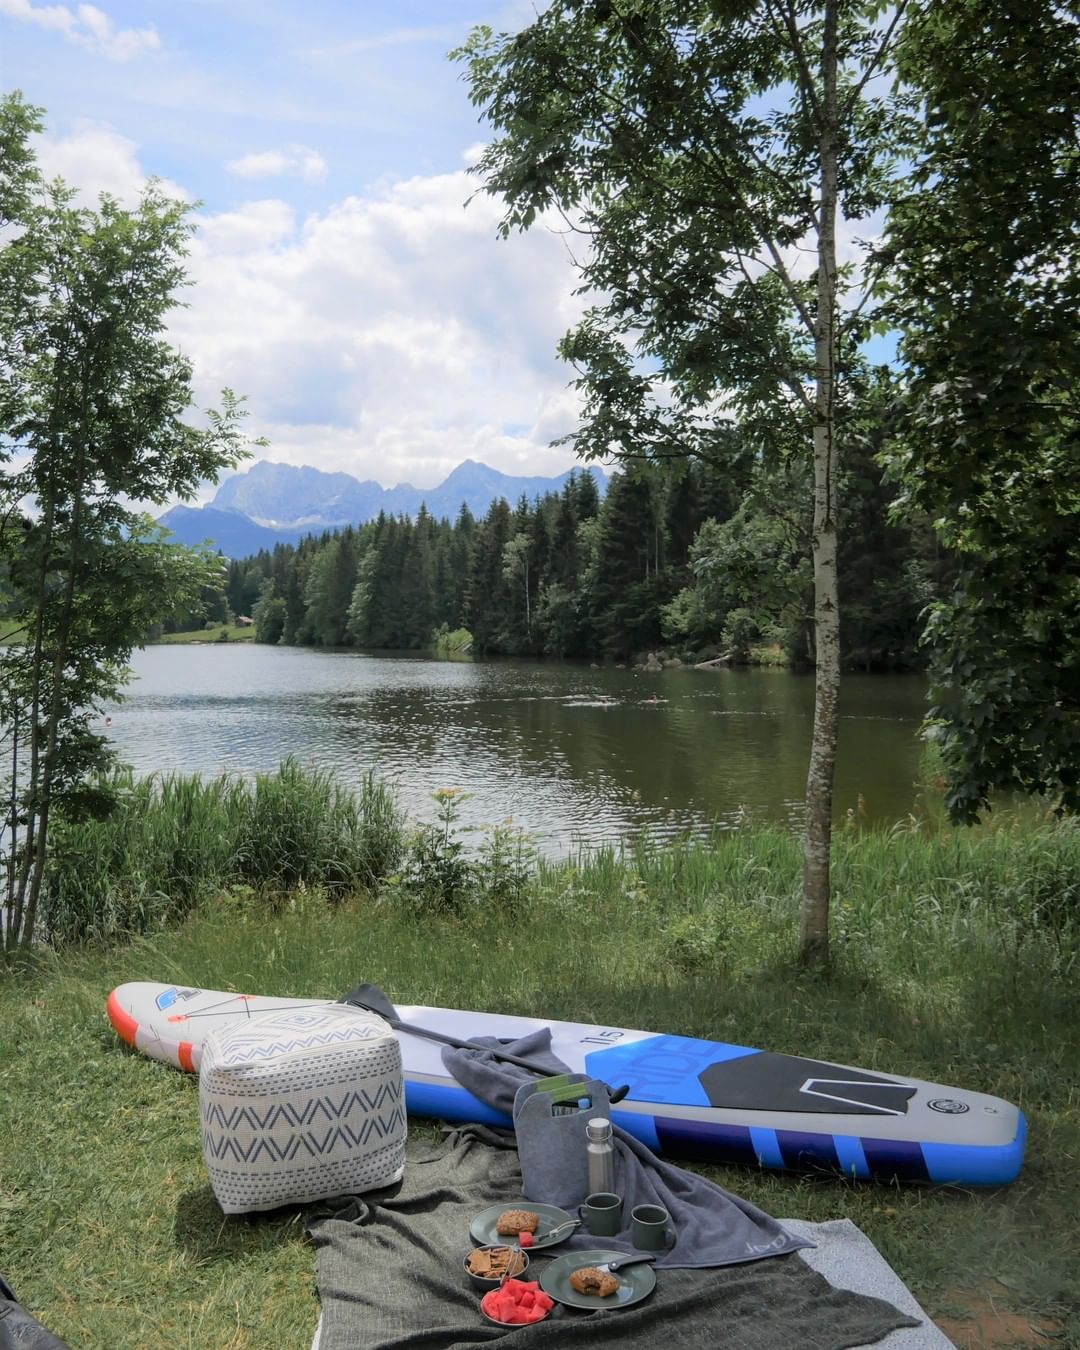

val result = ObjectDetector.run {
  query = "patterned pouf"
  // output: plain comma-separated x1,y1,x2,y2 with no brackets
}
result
199,1005,406,1214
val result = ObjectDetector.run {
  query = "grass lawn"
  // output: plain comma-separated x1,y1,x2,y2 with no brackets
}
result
2,823,1078,1348
153,624,255,644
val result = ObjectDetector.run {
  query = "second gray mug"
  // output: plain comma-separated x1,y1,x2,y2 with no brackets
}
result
631,1203,674,1251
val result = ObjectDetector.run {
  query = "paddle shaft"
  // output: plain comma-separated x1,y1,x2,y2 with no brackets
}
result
390,1013,576,1077
339,986,628,1101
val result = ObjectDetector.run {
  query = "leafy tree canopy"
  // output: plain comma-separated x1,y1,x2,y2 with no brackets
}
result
454,0,918,963
882,0,1080,821
454,0,911,466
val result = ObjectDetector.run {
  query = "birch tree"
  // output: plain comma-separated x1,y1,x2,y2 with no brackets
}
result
0,95,257,951
455,1,912,965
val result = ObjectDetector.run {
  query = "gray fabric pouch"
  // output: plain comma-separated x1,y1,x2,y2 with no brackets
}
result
512,1074,610,1208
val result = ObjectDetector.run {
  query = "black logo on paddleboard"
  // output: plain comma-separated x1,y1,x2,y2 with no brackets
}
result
699,1052,916,1116
928,1098,969,1114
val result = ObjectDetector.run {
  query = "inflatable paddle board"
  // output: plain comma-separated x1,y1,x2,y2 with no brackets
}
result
106,982,1025,1187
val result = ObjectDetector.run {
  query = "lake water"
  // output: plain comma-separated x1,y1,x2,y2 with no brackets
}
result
106,645,929,857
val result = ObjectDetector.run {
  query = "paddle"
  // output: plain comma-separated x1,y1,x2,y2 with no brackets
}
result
339,982,629,1104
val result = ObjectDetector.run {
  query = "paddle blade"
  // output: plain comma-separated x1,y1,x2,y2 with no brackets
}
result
339,983,400,1022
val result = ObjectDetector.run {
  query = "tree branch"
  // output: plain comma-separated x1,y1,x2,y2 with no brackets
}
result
841,0,911,124
766,0,823,128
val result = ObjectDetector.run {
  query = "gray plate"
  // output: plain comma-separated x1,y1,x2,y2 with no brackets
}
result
539,1249,656,1311
469,1202,576,1251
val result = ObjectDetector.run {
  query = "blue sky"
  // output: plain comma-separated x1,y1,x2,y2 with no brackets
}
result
2,0,591,498
3,2,526,215
2,1,895,501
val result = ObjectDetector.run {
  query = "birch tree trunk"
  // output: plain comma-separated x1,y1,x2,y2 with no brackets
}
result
801,0,840,968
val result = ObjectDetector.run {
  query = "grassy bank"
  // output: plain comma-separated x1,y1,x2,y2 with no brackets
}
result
2,785,1078,1346
153,624,255,644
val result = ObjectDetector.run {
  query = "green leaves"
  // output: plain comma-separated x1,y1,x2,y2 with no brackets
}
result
0,92,44,228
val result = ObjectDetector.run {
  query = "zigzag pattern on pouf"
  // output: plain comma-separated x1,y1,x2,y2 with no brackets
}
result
203,1082,402,1130
199,1006,407,1214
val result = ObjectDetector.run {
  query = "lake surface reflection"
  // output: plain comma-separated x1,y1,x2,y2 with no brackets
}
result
107,645,929,857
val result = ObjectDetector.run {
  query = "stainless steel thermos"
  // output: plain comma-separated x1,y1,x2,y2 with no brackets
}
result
585,1115,615,1194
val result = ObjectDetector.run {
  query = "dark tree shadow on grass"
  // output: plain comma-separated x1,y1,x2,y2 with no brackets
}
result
519,955,949,1082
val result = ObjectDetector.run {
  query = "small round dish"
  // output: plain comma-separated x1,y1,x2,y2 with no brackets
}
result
469,1201,575,1251
479,1301,552,1329
480,1307,519,1329
463,1244,529,1291
479,1282,554,1327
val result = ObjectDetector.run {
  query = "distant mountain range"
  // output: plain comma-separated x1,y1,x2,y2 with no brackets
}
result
157,458,608,558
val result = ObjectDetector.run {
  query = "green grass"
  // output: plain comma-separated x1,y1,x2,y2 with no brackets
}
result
2,814,1079,1347
153,624,255,644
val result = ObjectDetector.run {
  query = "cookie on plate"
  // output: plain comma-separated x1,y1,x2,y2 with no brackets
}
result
569,1266,620,1297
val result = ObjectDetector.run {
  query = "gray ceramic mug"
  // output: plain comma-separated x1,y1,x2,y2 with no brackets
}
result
631,1203,674,1251
578,1191,622,1236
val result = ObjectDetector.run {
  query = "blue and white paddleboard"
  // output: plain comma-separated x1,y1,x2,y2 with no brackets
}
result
107,982,1025,1187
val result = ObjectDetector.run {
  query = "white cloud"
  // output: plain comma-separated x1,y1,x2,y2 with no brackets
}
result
306,25,455,58
34,121,189,206
226,145,328,183
170,168,590,489
0,0,160,60
21,118,590,493
197,199,297,253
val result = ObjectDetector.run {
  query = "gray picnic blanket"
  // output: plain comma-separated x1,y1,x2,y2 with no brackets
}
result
307,1126,922,1350
786,1221,954,1349
441,1029,808,1268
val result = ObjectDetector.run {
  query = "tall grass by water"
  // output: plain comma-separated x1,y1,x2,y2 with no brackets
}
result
3,764,1079,1345
40,758,403,944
